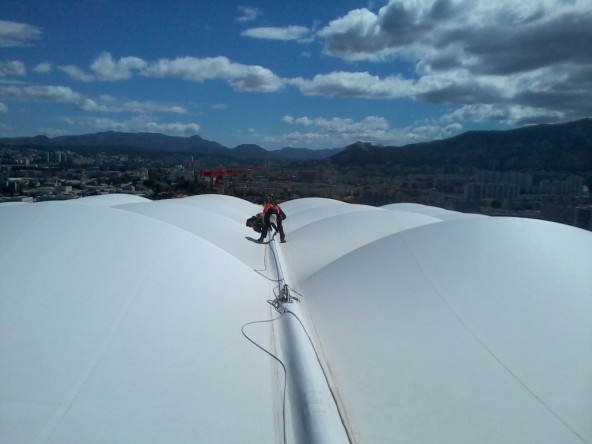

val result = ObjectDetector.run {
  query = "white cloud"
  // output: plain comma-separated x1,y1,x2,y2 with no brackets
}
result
236,6,261,23
263,130,334,148
62,116,127,132
144,56,284,92
33,62,52,74
274,114,458,148
0,61,26,78
317,8,394,62
0,85,83,103
59,65,96,82
59,53,147,82
34,127,69,137
0,102,8,113
290,71,416,98
242,26,312,42
90,52,147,81
441,104,566,126
77,98,110,112
0,20,41,47
315,0,592,120
164,105,188,114
59,53,284,92
282,115,390,134
0,83,190,118
319,0,592,69
119,101,188,114
144,121,200,134
63,116,200,135
410,123,462,139
77,97,189,115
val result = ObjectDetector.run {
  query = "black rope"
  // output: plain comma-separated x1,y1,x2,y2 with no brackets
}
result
243,234,290,443
241,316,288,444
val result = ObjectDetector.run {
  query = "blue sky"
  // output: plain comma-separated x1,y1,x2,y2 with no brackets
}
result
1,0,591,150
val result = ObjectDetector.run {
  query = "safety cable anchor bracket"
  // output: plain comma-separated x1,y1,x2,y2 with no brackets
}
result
279,284,298,304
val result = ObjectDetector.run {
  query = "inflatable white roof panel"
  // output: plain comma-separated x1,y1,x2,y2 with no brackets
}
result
67,192,151,207
382,202,485,221
298,214,591,443
1,195,590,443
0,197,279,443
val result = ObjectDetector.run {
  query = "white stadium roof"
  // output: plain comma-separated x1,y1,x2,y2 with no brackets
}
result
1,194,591,443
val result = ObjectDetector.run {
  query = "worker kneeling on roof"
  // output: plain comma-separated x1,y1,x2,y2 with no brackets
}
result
256,195,286,243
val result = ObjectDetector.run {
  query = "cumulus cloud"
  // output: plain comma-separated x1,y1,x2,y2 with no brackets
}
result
33,62,52,74
282,115,389,134
0,60,26,78
63,116,200,135
61,53,284,93
236,6,261,23
59,53,147,82
0,83,190,118
315,0,592,123
263,130,334,148
319,0,592,70
274,115,388,147
0,20,41,47
318,8,395,62
242,26,312,42
290,71,415,98
144,121,200,134
59,65,96,82
0,85,83,103
90,52,147,81
77,97,189,115
119,101,188,114
275,114,458,147
144,56,284,92
441,104,566,126
77,98,110,112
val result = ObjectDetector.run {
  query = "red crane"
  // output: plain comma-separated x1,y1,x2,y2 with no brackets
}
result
199,167,263,189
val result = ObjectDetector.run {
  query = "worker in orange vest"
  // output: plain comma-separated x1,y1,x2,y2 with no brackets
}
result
257,195,286,243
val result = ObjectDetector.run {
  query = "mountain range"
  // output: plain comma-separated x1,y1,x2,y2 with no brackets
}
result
336,118,592,171
0,131,342,161
1,118,591,170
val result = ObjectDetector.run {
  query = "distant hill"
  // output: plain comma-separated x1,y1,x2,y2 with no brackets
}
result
1,118,591,168
329,141,389,165
271,146,344,160
0,131,339,160
0,131,229,156
231,144,272,159
332,118,592,171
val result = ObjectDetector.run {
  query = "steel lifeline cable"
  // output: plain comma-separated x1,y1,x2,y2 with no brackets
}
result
247,236,354,443
241,317,287,444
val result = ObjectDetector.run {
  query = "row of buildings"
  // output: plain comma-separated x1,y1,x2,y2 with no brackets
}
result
2,147,591,230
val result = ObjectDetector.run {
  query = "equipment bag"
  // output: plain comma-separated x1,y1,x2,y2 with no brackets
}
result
246,215,264,233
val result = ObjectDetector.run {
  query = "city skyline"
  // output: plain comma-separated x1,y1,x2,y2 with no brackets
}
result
1,0,591,150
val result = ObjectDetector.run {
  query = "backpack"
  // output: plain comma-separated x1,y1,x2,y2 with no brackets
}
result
277,206,287,221
246,214,264,233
